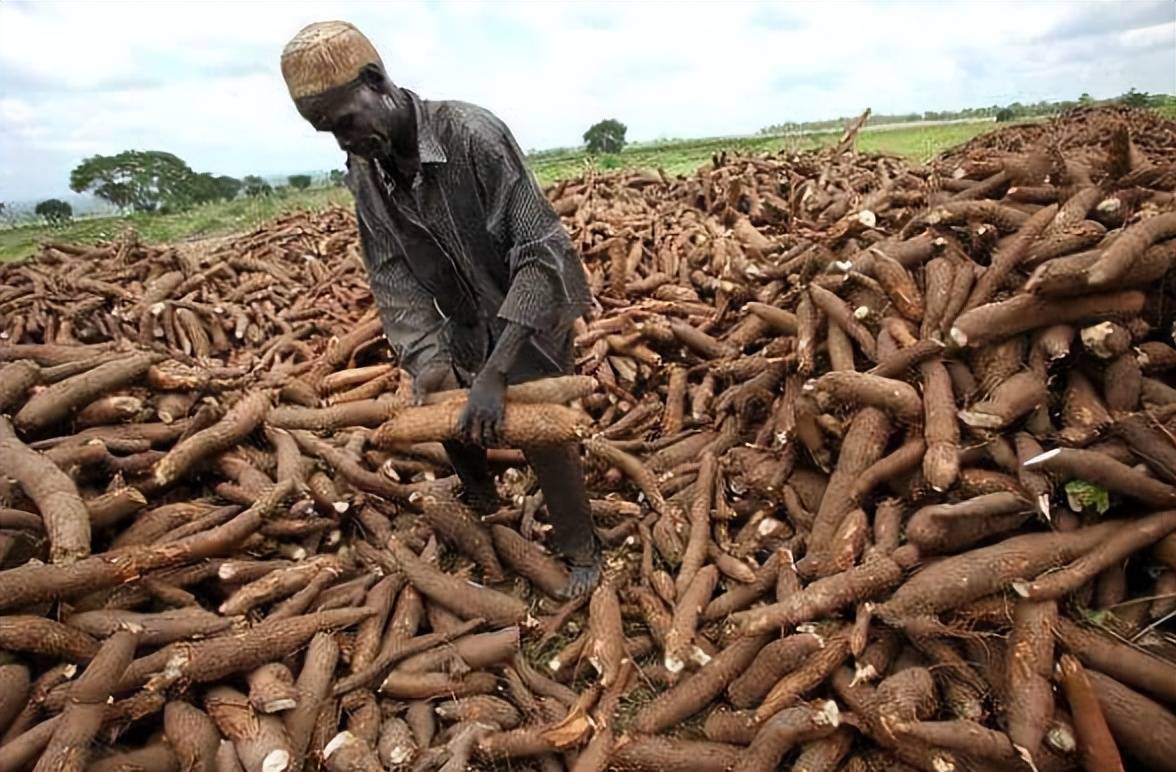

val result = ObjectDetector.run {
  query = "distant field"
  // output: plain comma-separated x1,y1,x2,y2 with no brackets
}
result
529,119,1001,184
0,116,1071,262
0,187,353,262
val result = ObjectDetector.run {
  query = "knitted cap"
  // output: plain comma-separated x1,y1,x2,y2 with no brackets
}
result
281,21,383,101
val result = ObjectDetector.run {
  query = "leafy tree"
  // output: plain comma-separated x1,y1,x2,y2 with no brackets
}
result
329,169,345,187
35,198,72,224
1079,92,1094,106
242,175,272,197
995,108,1015,123
583,119,627,154
214,176,242,200
1120,88,1149,107
288,174,312,190
69,150,195,212
167,172,222,211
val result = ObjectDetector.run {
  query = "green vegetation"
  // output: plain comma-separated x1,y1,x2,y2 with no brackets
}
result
242,175,273,197
70,150,242,213
583,118,628,154
758,89,1175,134
1064,479,1111,515
34,199,73,225
530,118,1003,185
1155,99,1176,119
0,186,351,261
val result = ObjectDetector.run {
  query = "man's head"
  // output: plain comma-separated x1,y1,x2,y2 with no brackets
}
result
281,21,411,158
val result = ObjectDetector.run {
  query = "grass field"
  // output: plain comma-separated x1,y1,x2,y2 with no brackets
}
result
0,117,1041,262
529,119,1000,183
0,187,354,262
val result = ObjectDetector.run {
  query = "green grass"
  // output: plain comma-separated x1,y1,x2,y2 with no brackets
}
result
0,186,353,262
528,119,1004,185
0,116,1076,262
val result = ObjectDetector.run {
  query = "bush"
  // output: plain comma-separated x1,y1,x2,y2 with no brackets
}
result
599,154,622,170
288,174,312,190
584,119,627,154
35,198,73,224
214,176,243,200
242,175,273,197
995,108,1015,123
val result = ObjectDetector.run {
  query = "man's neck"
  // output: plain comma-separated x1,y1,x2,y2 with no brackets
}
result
383,97,421,183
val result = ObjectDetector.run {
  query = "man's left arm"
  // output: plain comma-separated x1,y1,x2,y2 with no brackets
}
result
458,111,590,445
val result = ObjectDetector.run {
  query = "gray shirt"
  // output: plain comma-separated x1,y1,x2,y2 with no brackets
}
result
344,90,592,386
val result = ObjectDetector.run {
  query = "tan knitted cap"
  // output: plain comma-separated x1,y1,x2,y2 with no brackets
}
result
281,21,383,101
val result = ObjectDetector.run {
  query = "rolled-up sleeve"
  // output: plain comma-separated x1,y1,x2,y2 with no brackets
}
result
468,114,592,332
355,209,450,378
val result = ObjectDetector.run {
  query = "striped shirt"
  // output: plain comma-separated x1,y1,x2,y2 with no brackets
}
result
344,90,592,385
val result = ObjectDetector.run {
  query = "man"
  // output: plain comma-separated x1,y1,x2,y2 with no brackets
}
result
281,21,600,596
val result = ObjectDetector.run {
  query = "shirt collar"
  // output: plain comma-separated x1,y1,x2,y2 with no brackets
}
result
405,89,447,164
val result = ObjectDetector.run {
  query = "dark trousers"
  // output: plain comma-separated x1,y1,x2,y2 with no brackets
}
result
443,439,597,563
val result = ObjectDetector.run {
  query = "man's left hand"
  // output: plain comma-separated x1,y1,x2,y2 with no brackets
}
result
458,369,506,446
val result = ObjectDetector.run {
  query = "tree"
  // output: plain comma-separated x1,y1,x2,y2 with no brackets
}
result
167,172,221,211
242,175,272,197
583,119,627,154
1120,88,1149,107
329,169,345,187
995,108,1015,123
1079,92,1094,106
70,150,195,212
35,198,72,224
214,176,242,200
288,174,312,190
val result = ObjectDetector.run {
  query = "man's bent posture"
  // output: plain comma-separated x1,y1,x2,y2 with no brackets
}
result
281,21,601,596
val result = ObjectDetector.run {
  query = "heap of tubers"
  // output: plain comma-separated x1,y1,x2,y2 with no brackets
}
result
1,104,1176,770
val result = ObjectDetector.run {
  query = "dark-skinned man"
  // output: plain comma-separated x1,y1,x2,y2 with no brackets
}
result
280,21,601,596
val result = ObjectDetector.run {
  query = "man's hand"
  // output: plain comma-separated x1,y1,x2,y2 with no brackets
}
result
413,361,457,405
458,369,506,446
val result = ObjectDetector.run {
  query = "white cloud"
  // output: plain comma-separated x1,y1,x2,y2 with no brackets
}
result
1,0,1173,201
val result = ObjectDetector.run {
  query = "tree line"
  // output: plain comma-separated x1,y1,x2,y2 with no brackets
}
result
758,89,1173,135
28,117,632,226
22,154,348,225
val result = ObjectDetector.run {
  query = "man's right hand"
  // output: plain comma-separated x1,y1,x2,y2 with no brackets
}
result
412,361,457,404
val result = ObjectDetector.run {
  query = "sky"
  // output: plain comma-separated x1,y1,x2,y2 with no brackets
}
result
1,0,1174,203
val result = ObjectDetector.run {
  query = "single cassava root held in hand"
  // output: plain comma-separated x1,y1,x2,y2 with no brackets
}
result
0,105,1174,770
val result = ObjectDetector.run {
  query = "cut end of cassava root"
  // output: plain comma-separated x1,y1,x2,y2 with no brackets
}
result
1022,448,1061,467
262,750,291,772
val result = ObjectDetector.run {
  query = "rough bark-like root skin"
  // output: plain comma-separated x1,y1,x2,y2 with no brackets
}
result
372,402,589,448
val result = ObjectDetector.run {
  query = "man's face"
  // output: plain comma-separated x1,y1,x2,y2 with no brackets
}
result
299,78,401,158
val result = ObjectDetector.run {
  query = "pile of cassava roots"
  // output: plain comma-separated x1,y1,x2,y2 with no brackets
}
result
2,105,1176,771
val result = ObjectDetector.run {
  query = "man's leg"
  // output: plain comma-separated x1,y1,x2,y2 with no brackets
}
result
442,441,501,514
523,442,601,597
